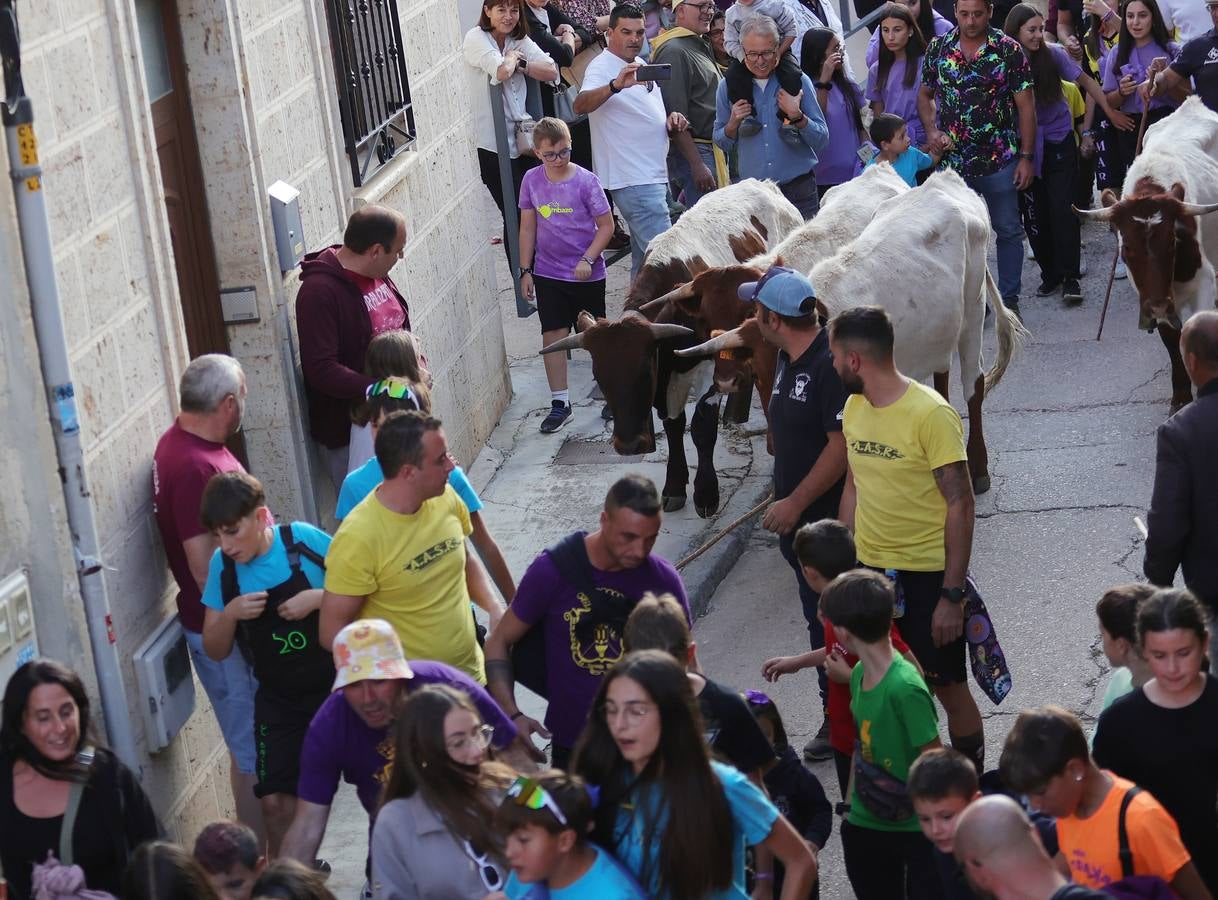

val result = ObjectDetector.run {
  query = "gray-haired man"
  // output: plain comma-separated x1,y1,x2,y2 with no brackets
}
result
153,352,262,838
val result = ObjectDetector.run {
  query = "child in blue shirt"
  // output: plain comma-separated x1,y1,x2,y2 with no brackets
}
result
865,112,947,187
495,770,647,899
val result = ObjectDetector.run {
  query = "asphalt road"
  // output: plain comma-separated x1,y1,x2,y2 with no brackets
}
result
692,216,1175,899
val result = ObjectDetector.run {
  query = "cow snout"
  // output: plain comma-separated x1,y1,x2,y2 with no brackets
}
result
613,433,656,456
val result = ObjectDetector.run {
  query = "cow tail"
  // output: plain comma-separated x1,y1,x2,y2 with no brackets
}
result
983,268,1031,396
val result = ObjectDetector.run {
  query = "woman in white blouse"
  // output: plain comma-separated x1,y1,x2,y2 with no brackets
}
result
464,0,558,253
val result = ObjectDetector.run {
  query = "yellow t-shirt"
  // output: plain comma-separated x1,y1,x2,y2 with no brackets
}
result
1058,774,1192,888
325,484,484,682
844,381,967,571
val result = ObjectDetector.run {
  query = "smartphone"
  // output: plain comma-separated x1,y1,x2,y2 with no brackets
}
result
635,63,672,81
1120,62,1141,79
857,143,877,165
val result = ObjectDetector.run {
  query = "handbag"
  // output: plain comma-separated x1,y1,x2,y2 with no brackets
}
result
514,117,537,156
964,576,1013,705
551,80,584,124
852,740,914,822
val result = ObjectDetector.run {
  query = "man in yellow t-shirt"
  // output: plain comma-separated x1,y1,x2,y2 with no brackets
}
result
828,306,985,771
320,411,502,683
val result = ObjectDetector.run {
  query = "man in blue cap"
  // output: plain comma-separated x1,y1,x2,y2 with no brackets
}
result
746,265,848,760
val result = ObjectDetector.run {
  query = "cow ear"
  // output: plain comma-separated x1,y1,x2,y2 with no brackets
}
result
1100,189,1120,209
1169,182,1187,202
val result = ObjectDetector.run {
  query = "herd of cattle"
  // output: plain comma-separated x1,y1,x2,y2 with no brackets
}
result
541,96,1218,517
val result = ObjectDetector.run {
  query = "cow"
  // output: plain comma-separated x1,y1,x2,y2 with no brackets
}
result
1075,96,1218,410
539,179,802,517
676,170,1029,495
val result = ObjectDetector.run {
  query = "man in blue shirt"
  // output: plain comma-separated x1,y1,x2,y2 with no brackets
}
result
713,15,828,219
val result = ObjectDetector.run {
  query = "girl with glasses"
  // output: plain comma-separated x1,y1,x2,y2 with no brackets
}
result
371,685,515,899
573,651,817,899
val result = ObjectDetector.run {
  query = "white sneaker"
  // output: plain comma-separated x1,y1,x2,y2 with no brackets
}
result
1115,261,1128,280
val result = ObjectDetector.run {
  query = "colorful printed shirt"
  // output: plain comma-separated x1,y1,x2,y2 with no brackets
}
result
922,27,1033,177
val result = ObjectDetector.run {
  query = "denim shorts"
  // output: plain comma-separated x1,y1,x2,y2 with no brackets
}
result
184,629,258,774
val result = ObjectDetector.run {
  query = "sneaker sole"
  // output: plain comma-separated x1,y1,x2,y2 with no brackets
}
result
540,416,571,434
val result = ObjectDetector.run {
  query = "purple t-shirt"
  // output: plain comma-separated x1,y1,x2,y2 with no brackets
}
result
814,83,867,187
1101,40,1181,113
1037,43,1084,144
295,661,517,814
866,57,927,147
866,11,953,68
519,164,611,282
510,537,690,748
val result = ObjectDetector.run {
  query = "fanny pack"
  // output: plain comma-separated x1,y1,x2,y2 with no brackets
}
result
853,740,914,822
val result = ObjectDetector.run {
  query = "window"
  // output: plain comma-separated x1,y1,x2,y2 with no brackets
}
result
324,0,418,187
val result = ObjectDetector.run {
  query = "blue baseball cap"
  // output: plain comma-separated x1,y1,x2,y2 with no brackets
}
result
737,265,817,317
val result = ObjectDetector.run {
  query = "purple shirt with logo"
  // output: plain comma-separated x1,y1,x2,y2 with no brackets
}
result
519,164,611,282
1101,40,1181,113
296,660,517,815
866,57,927,147
510,538,690,748
814,82,867,186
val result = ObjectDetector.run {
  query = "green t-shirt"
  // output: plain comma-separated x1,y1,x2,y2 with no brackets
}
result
848,655,940,832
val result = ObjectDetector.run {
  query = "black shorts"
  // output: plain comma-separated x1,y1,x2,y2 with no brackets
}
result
535,274,606,333
887,569,967,687
253,688,329,798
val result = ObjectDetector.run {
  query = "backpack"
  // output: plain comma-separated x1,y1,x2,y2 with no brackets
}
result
1101,787,1178,899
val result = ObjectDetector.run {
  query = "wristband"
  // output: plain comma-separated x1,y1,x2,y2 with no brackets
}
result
609,79,622,94
1082,129,1098,138
814,81,833,90
580,255,595,266
510,711,526,720
1018,152,1034,161
941,586,966,604
519,266,533,277
754,873,774,882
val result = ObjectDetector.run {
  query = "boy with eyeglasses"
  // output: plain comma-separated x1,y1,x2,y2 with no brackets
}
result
493,771,648,898
518,116,615,434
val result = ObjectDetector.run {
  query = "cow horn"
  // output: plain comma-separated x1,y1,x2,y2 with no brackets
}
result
1179,201,1218,217
539,332,586,355
674,327,747,358
639,281,697,314
1073,204,1116,221
649,323,695,342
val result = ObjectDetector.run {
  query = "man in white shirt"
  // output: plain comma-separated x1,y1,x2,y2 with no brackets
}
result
574,3,691,277
1156,0,1213,41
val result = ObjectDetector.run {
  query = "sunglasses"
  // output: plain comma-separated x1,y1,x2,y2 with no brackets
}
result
462,839,504,891
366,378,416,401
505,775,569,826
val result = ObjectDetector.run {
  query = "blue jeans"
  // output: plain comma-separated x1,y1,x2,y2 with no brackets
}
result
965,158,1023,301
668,142,717,208
610,183,672,280
185,629,259,773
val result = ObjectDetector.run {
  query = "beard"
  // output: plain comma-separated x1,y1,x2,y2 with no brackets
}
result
840,370,865,394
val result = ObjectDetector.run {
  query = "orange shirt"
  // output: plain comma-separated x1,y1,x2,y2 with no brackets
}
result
1058,773,1192,889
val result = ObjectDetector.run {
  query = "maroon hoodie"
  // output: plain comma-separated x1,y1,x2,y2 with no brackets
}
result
295,246,411,449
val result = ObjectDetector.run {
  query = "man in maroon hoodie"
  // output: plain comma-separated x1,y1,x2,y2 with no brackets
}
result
296,205,412,489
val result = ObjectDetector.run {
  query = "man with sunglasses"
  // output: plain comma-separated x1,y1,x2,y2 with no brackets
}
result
651,0,725,206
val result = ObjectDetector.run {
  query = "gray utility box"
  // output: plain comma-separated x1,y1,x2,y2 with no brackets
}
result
133,615,195,752
269,180,306,271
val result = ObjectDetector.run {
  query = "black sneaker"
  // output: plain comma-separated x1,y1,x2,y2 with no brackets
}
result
312,859,331,877
1062,278,1083,304
1035,279,1061,297
540,401,572,434
803,718,833,762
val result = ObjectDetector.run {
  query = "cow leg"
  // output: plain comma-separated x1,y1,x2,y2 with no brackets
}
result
662,410,689,512
1157,323,1193,412
965,373,991,495
933,371,950,401
691,386,721,518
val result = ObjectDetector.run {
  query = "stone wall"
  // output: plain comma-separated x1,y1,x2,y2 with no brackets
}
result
9,0,507,838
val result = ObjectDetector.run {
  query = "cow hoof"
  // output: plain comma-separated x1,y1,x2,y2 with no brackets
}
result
695,502,719,519
663,495,687,512
972,474,991,495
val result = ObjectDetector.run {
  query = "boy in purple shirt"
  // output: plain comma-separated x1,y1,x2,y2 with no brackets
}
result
519,117,615,435
280,619,520,869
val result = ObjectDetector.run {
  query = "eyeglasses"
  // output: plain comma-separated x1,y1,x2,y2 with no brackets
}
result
600,701,654,724
681,0,715,13
461,839,504,891
540,146,573,162
366,378,416,401
446,723,495,754
744,49,778,61
506,776,570,825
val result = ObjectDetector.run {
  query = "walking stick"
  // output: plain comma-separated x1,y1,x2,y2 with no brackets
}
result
1095,88,1153,341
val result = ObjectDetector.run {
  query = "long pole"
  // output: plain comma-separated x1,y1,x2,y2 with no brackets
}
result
1,2,139,770
490,82,536,319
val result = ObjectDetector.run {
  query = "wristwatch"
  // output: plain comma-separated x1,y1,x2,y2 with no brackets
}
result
516,56,528,71
608,79,622,94
580,255,596,266
941,586,966,604
519,266,533,277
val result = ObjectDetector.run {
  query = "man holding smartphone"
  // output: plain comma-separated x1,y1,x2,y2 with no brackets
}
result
651,0,725,207
574,3,692,277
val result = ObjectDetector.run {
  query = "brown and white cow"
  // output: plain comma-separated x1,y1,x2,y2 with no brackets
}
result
678,170,1029,494
540,179,801,517
1075,97,1218,409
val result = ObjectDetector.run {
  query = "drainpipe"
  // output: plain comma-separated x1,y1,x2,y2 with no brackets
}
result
1,1,140,770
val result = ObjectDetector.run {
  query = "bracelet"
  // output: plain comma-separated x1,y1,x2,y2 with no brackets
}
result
580,255,595,265
1018,152,1034,160
510,711,526,720
1082,129,1098,138
754,873,775,882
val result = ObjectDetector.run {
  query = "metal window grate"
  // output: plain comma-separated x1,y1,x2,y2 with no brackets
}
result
324,0,418,187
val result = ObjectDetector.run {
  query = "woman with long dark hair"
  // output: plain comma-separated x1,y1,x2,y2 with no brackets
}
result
865,0,951,67
866,3,928,148
573,651,816,899
0,659,161,900
1100,0,1179,173
370,684,516,898
122,842,219,900
802,28,868,199
1093,588,1218,894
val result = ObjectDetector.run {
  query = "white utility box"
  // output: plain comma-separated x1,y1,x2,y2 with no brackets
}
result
133,615,195,752
0,571,38,689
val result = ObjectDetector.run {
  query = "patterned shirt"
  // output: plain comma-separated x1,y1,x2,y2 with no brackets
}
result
922,27,1033,178
556,0,610,33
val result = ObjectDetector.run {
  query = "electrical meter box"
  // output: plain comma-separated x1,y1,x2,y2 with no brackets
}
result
269,180,306,271
133,615,195,752
0,571,38,689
